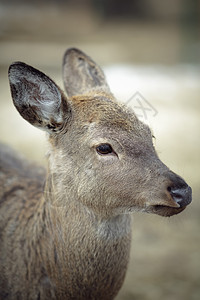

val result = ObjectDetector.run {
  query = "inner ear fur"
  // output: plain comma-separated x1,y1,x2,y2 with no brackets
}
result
8,62,69,133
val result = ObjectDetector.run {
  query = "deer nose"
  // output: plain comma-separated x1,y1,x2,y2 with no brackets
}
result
168,185,192,208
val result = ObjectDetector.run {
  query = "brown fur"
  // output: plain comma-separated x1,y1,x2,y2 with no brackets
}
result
0,48,192,299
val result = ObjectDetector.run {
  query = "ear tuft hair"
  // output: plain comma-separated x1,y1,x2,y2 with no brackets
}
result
8,62,69,133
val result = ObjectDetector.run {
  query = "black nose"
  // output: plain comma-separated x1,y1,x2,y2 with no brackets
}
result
168,185,192,208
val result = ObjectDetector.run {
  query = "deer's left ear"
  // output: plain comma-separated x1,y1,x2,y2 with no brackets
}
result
62,48,110,97
8,62,69,133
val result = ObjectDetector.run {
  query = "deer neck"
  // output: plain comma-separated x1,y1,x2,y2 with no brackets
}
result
44,170,132,238
38,167,132,298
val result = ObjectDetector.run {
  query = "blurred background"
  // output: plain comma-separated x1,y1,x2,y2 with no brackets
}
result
0,0,199,299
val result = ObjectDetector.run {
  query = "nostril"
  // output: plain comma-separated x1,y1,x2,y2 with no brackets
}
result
167,186,171,193
168,185,192,208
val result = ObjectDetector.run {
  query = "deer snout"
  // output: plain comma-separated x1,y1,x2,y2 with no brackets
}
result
166,171,192,209
167,185,192,208
149,172,192,217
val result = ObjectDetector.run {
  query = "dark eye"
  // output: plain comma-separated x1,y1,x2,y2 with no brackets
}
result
96,144,113,155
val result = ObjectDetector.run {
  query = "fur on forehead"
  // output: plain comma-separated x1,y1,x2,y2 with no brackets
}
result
68,92,145,134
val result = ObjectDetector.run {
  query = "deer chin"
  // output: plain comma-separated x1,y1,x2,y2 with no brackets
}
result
120,204,186,217
146,204,186,217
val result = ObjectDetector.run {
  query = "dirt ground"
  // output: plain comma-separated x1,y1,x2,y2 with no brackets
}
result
0,2,200,300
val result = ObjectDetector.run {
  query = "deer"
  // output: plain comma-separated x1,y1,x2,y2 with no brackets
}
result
0,48,192,300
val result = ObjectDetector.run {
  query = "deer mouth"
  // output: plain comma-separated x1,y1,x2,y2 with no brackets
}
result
147,182,192,217
149,204,186,217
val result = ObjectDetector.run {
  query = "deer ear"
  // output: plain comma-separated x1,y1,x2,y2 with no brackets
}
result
8,62,69,133
62,48,110,97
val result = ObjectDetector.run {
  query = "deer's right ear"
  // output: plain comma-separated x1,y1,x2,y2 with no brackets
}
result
8,62,69,133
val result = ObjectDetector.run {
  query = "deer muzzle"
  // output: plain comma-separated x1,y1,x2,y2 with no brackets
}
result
167,185,192,208
147,171,192,217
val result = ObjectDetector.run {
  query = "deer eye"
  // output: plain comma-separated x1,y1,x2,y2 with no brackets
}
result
96,144,113,155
